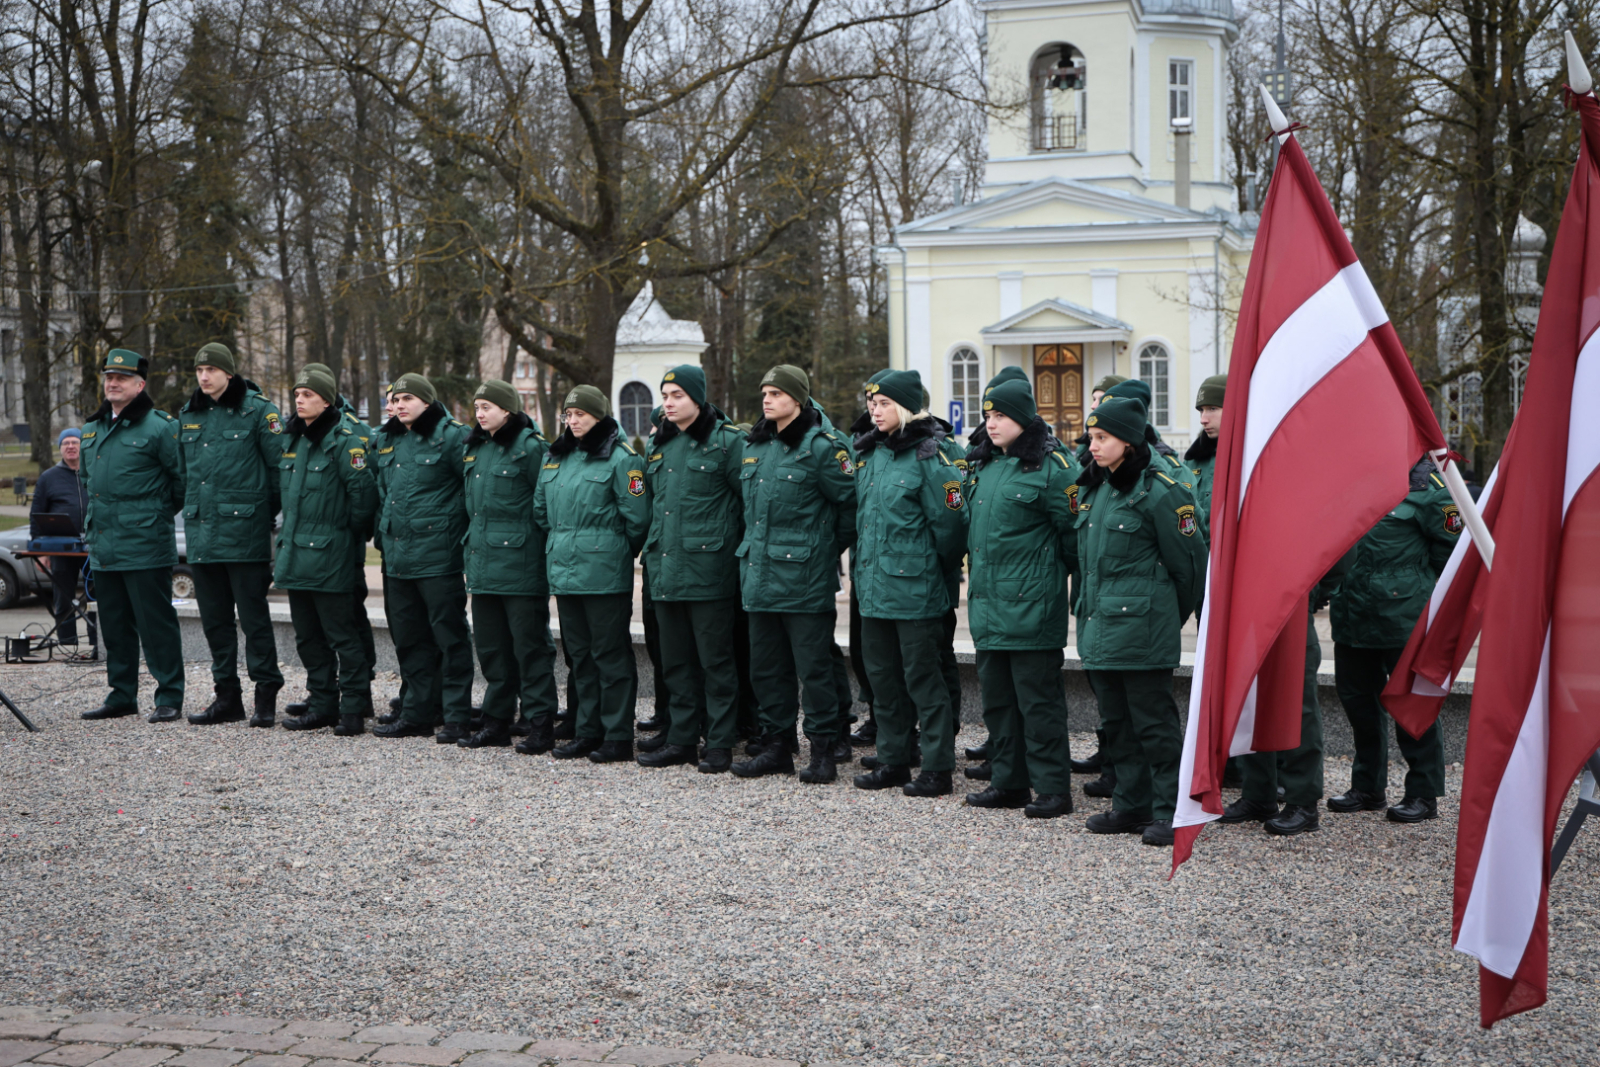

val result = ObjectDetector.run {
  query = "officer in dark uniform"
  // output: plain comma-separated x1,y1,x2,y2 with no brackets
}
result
274,369,379,734
1328,458,1461,823
732,365,858,780
79,349,187,723
178,343,286,727
370,373,476,743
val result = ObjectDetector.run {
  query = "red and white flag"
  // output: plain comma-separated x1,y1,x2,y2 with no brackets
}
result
1448,79,1600,1028
1171,107,1446,872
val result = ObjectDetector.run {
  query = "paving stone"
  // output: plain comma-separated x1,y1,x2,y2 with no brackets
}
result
525,1046,611,1064
93,1050,178,1067
457,1053,539,1067
274,1028,354,1043
303,1059,368,1067
132,1020,208,1033
167,1053,248,1067
0,1042,55,1067
235,1057,308,1067
347,1034,432,1050
205,1039,297,1055
32,1047,115,1067
437,1038,530,1054
553,1062,607,1067
61,1018,139,1029
603,1050,700,1067
135,1035,221,1049
199,1024,281,1038
370,1048,460,1067
0,1025,60,1041
697,1057,800,1067
55,1029,147,1046
0,1015,42,1024
283,1044,375,1062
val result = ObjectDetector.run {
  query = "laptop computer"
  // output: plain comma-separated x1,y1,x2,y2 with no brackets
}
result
30,513,79,537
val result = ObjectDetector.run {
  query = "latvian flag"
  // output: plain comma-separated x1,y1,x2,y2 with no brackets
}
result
1171,95,1447,872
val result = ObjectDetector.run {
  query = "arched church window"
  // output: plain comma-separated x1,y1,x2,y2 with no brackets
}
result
618,381,653,438
1031,44,1086,152
949,346,981,430
1137,342,1171,428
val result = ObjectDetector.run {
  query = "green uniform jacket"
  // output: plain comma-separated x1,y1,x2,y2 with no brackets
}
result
852,417,968,620
462,413,550,597
177,375,284,563
273,409,378,592
79,391,183,571
373,403,470,580
643,405,745,602
1330,463,1462,649
1184,434,1218,523
1073,449,1207,670
737,406,857,614
532,415,650,597
963,416,1081,650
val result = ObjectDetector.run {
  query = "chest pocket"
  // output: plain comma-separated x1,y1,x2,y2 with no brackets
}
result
1102,511,1143,556
223,429,251,443
180,430,202,445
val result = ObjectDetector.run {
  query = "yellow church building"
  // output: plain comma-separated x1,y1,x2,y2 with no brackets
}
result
883,0,1254,449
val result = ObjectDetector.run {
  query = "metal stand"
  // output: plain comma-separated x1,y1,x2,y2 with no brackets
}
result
1551,749,1600,874
0,687,39,732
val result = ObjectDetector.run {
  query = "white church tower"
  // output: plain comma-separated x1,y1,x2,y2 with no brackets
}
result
883,0,1252,448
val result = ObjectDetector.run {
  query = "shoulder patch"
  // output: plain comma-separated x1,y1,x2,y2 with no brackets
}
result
1065,483,1080,513
953,458,969,471
943,480,964,510
265,411,282,434
1177,503,1198,537
836,449,854,476
627,469,645,496
1442,503,1464,534
349,447,367,470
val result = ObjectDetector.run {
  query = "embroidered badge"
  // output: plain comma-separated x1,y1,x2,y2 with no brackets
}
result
1066,483,1080,514
944,480,964,510
628,470,645,496
1443,504,1463,534
266,412,282,434
1177,504,1198,537
983,400,994,411
349,448,366,470
836,449,854,475
865,382,881,394
663,372,676,381
1086,414,1098,427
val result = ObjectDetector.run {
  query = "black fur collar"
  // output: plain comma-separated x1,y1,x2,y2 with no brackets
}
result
287,406,339,445
88,389,154,426
748,405,820,448
1077,441,1151,494
466,411,532,449
186,373,249,412
1185,432,1218,463
381,401,448,438
849,409,873,440
549,415,621,459
968,415,1054,473
856,415,945,459
656,403,718,447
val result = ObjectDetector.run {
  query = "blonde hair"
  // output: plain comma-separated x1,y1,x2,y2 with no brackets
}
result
883,398,931,433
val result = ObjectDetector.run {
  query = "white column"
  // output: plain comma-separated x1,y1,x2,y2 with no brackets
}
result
907,277,933,382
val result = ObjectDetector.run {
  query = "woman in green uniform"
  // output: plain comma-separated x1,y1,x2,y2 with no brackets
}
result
460,379,559,753
849,369,968,796
1074,395,1207,846
961,378,1081,817
533,385,650,764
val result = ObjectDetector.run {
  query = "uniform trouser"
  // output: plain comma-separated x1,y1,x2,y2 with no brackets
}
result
656,598,740,750
381,570,408,712
95,566,185,710
733,603,761,738
352,574,376,683
940,608,962,732
473,593,559,726
557,593,636,741
388,574,474,727
848,589,875,710
977,648,1072,794
1089,668,1182,821
641,577,671,726
287,589,371,717
748,611,841,742
48,557,79,644
829,641,854,727
1240,611,1325,807
859,615,954,772
1335,643,1445,800
191,560,283,689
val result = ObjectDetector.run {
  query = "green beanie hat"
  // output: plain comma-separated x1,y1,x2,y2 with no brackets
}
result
760,364,811,408
870,369,923,412
102,348,147,378
1086,395,1148,446
1092,373,1128,395
985,365,1028,394
865,369,889,389
474,378,522,415
562,383,610,419
388,372,437,405
1102,378,1151,409
662,364,707,406
294,368,338,407
1196,374,1227,409
982,378,1036,428
195,342,236,376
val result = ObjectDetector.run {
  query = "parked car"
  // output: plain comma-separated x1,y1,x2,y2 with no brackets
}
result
0,516,192,609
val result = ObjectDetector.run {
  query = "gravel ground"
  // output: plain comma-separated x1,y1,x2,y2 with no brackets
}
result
2,660,1597,1067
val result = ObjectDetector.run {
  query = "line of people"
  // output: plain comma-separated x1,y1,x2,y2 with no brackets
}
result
70,344,1459,847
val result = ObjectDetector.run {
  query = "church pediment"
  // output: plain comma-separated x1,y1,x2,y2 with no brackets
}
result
897,176,1198,237
981,298,1131,342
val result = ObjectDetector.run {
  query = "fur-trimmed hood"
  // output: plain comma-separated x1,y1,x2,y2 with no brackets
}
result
1076,441,1152,494
466,410,533,450
381,400,449,439
655,403,719,447
1184,432,1217,464
183,373,249,413
87,389,154,427
549,414,623,459
965,415,1052,472
748,404,820,448
286,406,339,445
855,414,947,460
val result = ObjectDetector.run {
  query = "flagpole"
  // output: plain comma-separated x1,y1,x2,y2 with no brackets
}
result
1430,450,1494,569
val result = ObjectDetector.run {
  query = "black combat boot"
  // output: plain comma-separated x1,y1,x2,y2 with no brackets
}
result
797,737,837,784
249,683,281,728
282,708,338,731
964,740,990,761
459,721,512,748
1025,793,1073,819
552,736,602,760
588,739,634,763
1082,765,1117,799
731,740,795,778
638,742,696,768
188,683,246,725
435,723,469,745
515,716,554,755
373,718,436,738
1219,797,1280,824
697,747,733,774
1265,804,1321,835
637,732,670,754
853,764,913,790
1069,751,1102,775
334,714,364,737
965,786,1031,809
850,712,877,746
902,770,953,797
963,762,992,780
829,733,853,765
283,700,311,719
552,713,577,740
